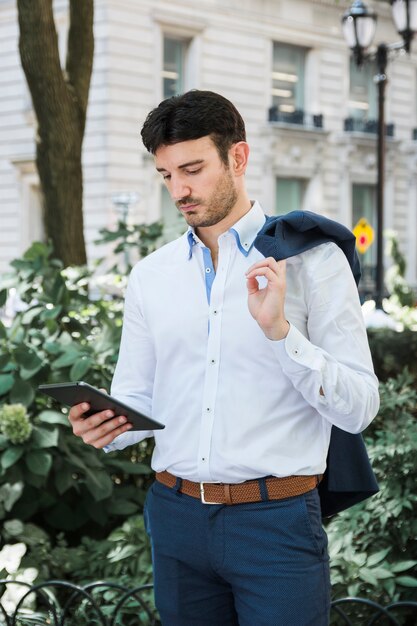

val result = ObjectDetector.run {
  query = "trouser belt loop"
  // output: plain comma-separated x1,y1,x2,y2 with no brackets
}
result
258,477,269,502
224,484,233,505
174,476,183,495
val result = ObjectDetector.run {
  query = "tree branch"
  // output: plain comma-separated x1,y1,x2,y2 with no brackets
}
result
67,0,94,122
17,0,69,127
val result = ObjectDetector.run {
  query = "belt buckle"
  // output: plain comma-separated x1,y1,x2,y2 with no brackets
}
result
200,482,222,505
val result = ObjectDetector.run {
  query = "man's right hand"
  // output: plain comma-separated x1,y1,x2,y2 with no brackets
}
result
68,402,133,449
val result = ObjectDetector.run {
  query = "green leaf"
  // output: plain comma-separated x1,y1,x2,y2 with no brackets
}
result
84,469,114,502
44,341,62,355
107,499,140,515
0,289,7,308
40,305,63,321
105,459,151,475
70,357,93,382
0,374,15,395
1,446,24,470
0,319,7,338
14,346,42,370
367,548,391,567
25,450,53,476
1,482,24,511
23,241,52,261
107,544,139,562
371,567,394,580
391,560,417,573
37,410,69,426
10,378,35,406
51,349,81,369
358,568,378,586
31,426,59,449
55,468,76,495
0,354,11,371
396,576,417,587
21,306,44,325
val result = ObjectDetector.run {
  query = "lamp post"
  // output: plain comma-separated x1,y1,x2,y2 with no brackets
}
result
342,0,417,309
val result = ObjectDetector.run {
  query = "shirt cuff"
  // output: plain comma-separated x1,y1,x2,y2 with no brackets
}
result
269,323,324,373
101,430,150,453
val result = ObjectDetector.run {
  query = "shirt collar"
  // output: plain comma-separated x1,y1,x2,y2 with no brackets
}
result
186,201,266,259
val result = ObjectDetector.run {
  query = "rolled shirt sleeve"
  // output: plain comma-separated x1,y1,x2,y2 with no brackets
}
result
271,242,379,434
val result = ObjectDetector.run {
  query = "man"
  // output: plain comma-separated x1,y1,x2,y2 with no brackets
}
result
69,90,379,625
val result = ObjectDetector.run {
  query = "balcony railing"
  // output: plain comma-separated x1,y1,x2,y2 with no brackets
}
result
268,107,324,129
0,579,416,625
344,117,395,137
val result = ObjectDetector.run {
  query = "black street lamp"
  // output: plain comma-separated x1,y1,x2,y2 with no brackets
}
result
342,0,417,309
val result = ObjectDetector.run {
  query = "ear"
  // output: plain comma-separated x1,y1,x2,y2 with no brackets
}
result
229,142,250,176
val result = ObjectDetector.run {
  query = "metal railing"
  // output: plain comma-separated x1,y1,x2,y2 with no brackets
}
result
268,106,324,129
344,117,395,137
0,580,416,625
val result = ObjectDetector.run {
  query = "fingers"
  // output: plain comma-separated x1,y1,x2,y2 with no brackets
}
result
245,257,286,280
246,275,260,295
82,416,133,448
68,402,132,449
245,258,286,289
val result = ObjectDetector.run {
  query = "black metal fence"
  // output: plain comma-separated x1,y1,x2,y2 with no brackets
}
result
0,580,416,625
268,106,324,129
343,117,395,137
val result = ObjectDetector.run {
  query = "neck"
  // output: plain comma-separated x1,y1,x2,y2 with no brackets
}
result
195,194,252,253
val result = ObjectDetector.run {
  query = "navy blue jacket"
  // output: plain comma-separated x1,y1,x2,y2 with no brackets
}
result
254,211,379,517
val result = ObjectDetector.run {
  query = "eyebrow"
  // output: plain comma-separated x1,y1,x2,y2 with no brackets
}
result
156,159,205,173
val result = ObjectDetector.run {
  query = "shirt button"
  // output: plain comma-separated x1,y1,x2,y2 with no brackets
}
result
211,359,216,364
206,407,211,412
293,348,300,356
213,310,218,315
205,268,211,273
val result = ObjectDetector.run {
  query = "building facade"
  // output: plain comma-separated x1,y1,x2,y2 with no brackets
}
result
1,0,417,288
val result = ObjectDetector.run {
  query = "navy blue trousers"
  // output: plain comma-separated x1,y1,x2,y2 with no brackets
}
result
144,480,330,625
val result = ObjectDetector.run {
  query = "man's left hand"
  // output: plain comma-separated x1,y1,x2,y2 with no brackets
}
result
246,257,289,341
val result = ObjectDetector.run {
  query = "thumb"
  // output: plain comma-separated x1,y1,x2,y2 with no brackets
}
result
246,276,259,296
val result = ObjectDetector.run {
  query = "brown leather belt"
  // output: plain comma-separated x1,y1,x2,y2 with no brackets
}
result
155,470,321,505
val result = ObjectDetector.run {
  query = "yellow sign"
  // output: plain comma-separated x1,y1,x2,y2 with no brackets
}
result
353,218,374,254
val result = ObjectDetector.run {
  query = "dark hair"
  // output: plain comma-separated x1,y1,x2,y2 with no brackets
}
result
140,90,246,165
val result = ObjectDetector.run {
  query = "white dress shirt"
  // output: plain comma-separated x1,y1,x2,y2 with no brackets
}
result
106,201,379,483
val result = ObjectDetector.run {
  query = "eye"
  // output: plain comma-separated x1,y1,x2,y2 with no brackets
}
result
186,169,201,175
162,174,171,181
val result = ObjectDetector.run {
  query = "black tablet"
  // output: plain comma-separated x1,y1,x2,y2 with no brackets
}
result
38,381,164,431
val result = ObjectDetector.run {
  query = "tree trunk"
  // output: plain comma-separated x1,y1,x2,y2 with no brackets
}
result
17,0,94,266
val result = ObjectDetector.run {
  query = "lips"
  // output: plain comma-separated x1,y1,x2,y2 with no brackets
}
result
179,203,199,212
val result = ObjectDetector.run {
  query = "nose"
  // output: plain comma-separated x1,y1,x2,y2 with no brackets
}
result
168,176,191,202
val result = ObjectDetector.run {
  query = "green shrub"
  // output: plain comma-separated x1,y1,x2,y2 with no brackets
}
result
0,236,159,541
367,328,417,381
327,369,417,603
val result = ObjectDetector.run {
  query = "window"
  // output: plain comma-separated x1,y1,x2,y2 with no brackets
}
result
348,58,377,121
271,43,306,115
352,184,377,281
414,70,417,140
275,178,306,215
162,36,187,99
11,159,44,252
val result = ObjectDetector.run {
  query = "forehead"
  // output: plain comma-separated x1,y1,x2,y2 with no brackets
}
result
154,136,218,169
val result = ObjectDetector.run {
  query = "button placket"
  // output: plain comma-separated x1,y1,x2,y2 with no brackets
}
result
197,238,231,479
